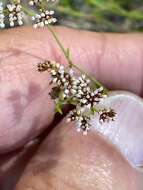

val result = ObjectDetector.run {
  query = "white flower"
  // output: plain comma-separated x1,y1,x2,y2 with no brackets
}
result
32,9,57,28
7,2,24,27
29,0,42,6
29,0,55,6
0,2,5,28
69,69,74,76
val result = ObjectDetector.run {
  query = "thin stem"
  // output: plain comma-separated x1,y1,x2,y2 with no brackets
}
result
48,25,108,93
48,25,70,64
22,6,34,16
22,3,35,16
21,4,108,92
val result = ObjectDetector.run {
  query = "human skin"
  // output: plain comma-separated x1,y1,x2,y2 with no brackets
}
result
0,27,143,189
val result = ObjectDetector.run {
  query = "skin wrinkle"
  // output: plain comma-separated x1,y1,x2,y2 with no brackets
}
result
0,49,20,63
100,35,126,90
92,32,107,84
103,35,121,90
7,48,43,63
0,49,42,67
117,35,143,95
1,29,65,67
113,37,122,89
116,38,142,94
7,29,53,60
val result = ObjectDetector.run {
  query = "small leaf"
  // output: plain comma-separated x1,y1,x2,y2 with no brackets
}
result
67,48,70,59
91,106,97,114
55,103,63,114
90,82,100,90
59,91,65,101
67,97,78,105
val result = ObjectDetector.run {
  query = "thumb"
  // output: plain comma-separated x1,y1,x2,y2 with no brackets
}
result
91,91,143,167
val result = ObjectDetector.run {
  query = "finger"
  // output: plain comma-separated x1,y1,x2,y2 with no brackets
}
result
0,28,56,152
91,91,143,167
0,26,143,152
1,27,143,94
0,141,39,189
15,119,143,190
3,92,143,189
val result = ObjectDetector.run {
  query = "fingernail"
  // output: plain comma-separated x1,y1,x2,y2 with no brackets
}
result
90,91,143,168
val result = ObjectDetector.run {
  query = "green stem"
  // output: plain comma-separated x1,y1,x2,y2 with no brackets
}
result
48,25,70,64
22,5,35,16
21,4,108,93
48,25,108,92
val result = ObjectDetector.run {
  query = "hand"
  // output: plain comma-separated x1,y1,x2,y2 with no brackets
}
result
0,27,143,190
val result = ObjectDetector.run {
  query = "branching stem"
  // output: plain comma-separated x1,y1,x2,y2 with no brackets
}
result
48,25,108,93
22,3,108,93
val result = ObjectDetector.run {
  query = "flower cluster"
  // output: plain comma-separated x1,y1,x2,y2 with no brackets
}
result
37,60,116,135
29,0,43,6
29,0,55,6
75,75,106,108
0,2,5,28
0,0,56,29
0,0,23,28
0,1,116,136
38,60,75,99
7,1,23,27
32,10,57,28
99,108,116,123
29,0,57,28
67,109,91,135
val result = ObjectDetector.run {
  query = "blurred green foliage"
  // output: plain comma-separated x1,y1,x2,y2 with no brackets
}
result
55,0,143,32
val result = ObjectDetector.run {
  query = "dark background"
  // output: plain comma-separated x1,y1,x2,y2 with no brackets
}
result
55,0,143,32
